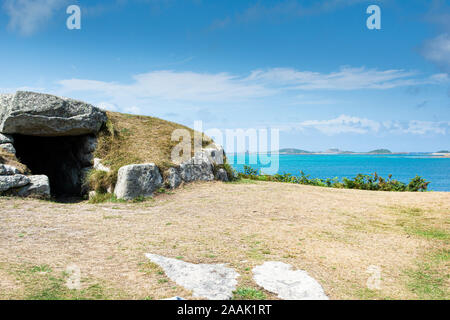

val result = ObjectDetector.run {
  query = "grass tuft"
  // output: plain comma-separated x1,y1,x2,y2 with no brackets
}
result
232,287,266,300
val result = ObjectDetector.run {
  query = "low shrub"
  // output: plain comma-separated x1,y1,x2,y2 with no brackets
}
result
237,166,430,192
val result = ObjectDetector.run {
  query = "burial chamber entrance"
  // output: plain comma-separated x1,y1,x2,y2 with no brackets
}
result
12,134,95,197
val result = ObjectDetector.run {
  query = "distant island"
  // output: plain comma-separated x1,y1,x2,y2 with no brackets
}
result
278,148,393,155
279,148,312,154
273,148,449,157
368,149,392,154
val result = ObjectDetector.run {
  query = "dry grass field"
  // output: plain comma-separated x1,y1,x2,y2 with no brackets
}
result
0,180,448,300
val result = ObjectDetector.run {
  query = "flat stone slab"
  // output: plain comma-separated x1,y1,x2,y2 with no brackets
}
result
145,254,239,300
0,91,107,136
252,261,328,300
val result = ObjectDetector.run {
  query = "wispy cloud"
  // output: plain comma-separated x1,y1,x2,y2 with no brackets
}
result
247,67,439,90
292,115,450,136
298,115,381,135
56,66,442,110
57,70,275,103
3,0,69,36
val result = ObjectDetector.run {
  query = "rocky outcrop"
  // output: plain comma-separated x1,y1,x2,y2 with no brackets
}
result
0,91,107,136
114,164,163,200
0,91,107,198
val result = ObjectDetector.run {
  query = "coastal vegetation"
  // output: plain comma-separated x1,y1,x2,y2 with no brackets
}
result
368,149,392,154
237,165,430,192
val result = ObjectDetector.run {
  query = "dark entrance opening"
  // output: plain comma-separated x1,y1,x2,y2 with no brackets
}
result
13,134,93,197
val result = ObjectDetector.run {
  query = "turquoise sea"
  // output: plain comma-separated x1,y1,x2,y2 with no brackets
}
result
230,154,450,192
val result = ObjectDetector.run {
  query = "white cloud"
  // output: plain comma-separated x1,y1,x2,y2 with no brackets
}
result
56,67,440,109
298,115,381,135
57,70,276,103
3,0,68,35
96,101,118,112
123,106,141,115
248,67,437,90
294,115,450,136
422,33,450,73
391,120,450,135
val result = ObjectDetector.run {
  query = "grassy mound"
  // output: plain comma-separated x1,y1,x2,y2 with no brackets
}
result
96,112,213,170
87,112,217,193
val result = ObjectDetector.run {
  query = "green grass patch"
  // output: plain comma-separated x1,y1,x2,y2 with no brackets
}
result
405,249,449,300
405,227,449,240
7,264,112,300
88,192,151,204
232,287,266,300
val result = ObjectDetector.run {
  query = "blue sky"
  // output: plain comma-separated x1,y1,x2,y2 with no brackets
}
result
0,0,449,152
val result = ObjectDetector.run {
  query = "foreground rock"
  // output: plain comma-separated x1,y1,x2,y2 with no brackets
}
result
180,151,215,182
252,262,328,300
145,254,239,300
15,175,50,198
0,91,107,136
0,175,30,193
114,164,163,200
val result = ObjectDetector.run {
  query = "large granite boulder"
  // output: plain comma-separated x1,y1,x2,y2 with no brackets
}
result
15,175,50,198
114,163,163,200
0,91,107,136
0,174,30,193
180,151,215,182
